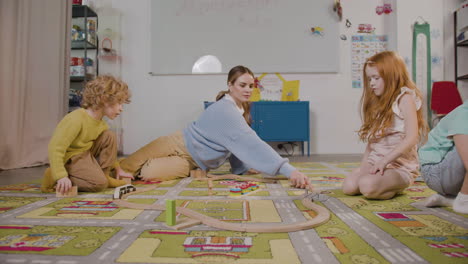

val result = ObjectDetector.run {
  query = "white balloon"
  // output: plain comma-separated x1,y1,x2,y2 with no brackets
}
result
192,55,222,74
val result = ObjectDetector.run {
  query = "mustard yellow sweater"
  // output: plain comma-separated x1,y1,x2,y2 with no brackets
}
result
48,108,108,181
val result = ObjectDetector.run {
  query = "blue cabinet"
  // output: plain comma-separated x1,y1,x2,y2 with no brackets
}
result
204,101,310,156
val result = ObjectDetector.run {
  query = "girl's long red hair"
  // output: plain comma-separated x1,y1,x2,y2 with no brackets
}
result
358,51,428,143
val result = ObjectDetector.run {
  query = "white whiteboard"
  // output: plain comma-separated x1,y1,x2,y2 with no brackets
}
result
150,0,340,75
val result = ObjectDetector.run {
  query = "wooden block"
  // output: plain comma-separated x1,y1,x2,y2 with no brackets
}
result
116,172,132,184
169,218,202,230
190,169,206,178
56,186,78,198
208,179,214,196
166,199,176,226
190,170,197,178
122,177,132,184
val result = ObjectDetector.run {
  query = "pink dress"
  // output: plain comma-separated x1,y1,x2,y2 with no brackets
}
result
366,87,422,185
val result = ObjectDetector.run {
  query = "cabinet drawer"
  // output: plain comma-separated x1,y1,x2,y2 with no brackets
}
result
203,100,310,156
252,101,309,141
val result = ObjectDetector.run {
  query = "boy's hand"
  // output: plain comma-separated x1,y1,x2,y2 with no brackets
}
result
116,167,134,180
289,170,313,191
56,177,72,194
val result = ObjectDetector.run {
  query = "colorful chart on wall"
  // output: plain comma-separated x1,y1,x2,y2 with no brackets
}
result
350,35,388,88
255,73,300,101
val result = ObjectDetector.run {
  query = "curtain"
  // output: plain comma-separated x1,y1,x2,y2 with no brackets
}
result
0,0,71,170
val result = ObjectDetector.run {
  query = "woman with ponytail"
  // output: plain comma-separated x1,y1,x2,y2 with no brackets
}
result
120,66,312,190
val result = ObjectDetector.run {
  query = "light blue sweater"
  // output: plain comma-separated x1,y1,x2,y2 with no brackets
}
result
183,97,296,177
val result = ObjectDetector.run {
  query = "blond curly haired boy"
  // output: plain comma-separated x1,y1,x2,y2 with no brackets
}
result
41,75,133,194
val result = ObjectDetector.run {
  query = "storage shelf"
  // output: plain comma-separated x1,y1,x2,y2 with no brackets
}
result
204,101,310,156
454,10,466,86
72,5,97,18
70,74,94,82
68,106,81,113
69,4,98,112
457,39,468,46
68,5,99,109
457,74,468,80
71,40,97,49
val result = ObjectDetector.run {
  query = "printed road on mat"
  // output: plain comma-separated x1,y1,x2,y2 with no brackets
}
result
0,162,466,264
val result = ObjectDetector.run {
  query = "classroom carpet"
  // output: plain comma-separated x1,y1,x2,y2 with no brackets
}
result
0,162,467,264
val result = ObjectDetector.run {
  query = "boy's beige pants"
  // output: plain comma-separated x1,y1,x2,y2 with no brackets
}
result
42,130,122,192
120,131,197,181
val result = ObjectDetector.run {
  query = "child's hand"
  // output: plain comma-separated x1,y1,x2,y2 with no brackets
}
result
116,167,134,180
56,177,72,194
369,159,387,176
289,170,313,191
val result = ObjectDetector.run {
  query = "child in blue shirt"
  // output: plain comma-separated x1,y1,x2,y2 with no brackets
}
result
120,66,311,189
418,100,468,214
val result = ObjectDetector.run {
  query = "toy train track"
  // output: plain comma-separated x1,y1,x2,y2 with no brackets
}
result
113,172,330,233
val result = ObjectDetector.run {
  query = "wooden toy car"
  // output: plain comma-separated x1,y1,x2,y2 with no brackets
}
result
113,184,137,199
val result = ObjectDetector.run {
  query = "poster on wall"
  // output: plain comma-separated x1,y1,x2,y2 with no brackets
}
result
351,35,388,88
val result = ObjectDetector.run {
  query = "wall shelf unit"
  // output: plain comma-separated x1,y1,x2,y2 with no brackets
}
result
69,4,98,111
454,9,468,86
71,40,97,50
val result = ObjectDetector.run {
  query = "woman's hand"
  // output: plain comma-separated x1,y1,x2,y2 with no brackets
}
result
289,170,313,191
56,177,72,194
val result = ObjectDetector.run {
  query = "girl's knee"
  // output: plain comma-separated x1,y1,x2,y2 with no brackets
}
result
358,179,382,198
362,190,392,200
342,185,359,196
350,168,361,177
342,178,359,195
360,191,382,199
359,182,397,199
342,169,363,195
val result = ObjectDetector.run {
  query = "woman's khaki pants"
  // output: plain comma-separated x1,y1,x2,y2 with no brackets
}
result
119,131,197,181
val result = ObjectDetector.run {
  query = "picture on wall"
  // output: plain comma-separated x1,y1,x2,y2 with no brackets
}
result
351,35,388,88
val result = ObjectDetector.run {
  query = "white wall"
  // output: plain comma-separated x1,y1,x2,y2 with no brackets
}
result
84,0,463,155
